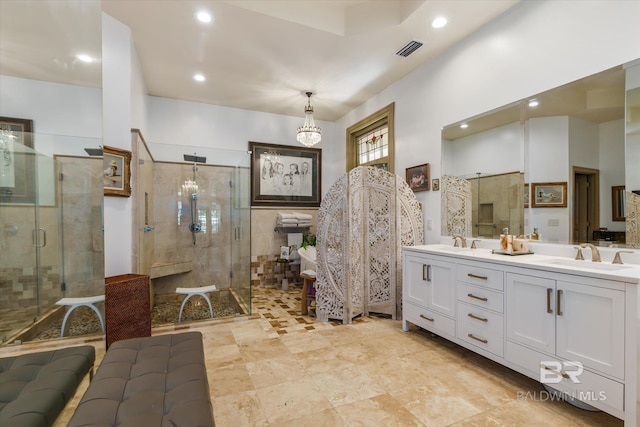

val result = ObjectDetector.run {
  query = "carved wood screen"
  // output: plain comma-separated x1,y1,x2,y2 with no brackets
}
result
441,174,472,238
316,166,423,324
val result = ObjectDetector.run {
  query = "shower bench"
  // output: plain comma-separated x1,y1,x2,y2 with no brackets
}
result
55,295,105,337
176,284,217,322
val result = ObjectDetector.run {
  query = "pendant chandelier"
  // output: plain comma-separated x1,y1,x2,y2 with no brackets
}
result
296,91,321,147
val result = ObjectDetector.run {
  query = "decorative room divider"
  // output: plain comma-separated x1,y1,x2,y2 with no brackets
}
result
316,166,423,324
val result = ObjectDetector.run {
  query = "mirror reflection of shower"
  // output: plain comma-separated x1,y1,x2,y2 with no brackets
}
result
182,153,206,244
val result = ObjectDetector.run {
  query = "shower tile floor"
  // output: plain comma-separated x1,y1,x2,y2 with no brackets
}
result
0,283,623,427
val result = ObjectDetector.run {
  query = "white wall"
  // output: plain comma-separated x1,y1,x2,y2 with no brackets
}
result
444,122,522,178
145,96,333,163
332,0,640,244
0,76,102,140
599,119,625,231
102,13,133,276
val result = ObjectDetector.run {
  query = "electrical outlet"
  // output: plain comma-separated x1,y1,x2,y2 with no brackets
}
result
547,218,560,227
426,219,433,230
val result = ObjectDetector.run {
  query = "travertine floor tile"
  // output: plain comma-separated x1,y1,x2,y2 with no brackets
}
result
208,364,255,397
312,364,386,406
276,408,348,427
212,390,270,427
246,355,309,389
334,394,426,427
255,377,333,425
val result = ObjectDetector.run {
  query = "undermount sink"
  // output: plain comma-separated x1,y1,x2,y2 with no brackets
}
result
545,258,633,271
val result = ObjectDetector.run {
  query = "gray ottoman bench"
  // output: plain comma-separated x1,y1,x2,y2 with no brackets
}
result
68,331,214,426
0,345,95,427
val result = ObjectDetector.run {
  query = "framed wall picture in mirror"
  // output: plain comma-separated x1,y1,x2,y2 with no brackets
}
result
0,116,34,205
612,185,625,221
103,145,131,197
531,182,567,208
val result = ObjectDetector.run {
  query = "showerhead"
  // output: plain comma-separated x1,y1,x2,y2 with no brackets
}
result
184,154,206,163
84,147,103,156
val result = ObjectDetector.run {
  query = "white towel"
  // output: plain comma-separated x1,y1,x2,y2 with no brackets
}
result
278,213,297,219
294,212,312,220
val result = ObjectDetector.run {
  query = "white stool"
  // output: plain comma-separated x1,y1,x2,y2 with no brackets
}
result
55,295,105,337
176,284,217,322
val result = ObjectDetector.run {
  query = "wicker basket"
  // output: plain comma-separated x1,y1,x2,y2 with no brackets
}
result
105,274,151,348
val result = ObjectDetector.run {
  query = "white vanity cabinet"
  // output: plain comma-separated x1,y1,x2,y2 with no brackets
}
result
505,271,627,416
402,253,456,338
506,272,625,379
402,245,640,426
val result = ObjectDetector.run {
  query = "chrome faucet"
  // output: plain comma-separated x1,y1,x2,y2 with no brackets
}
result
612,250,633,265
579,243,601,262
452,234,467,248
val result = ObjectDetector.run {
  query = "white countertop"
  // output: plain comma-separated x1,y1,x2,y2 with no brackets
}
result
403,244,640,284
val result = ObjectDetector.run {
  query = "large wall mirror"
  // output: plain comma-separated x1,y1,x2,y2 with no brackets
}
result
0,1,104,344
442,61,638,247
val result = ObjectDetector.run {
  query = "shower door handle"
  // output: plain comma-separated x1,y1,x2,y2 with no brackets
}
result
32,228,46,248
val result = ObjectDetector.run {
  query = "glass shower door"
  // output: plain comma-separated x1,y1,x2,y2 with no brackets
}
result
0,139,62,343
229,163,251,314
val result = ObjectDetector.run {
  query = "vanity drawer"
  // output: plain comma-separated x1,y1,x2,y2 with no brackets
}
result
505,341,623,414
404,302,455,339
457,264,504,291
457,283,504,313
457,302,504,357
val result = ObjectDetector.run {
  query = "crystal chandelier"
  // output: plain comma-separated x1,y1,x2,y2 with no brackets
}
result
182,179,199,197
296,91,321,147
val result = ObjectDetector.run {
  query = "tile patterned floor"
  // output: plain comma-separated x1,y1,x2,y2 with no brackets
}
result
0,283,623,427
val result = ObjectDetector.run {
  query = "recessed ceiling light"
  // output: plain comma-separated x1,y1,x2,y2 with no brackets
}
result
432,17,448,29
193,74,206,82
195,11,212,23
528,99,539,107
460,123,468,129
76,54,93,63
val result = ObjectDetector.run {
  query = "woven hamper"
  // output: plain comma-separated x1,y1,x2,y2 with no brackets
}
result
105,274,151,348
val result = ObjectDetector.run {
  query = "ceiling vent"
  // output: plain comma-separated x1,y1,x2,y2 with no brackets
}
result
395,40,423,57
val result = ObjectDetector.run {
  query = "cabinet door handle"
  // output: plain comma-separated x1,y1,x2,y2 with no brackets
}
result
467,333,488,344
419,314,434,322
467,273,487,280
546,288,553,314
541,363,569,379
467,313,488,322
557,289,563,316
467,293,488,302
423,264,431,282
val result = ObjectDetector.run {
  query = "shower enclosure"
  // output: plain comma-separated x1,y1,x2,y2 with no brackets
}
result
0,132,104,344
136,137,251,318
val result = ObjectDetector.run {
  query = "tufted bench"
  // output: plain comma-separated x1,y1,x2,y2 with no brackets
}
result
68,331,214,426
0,346,95,427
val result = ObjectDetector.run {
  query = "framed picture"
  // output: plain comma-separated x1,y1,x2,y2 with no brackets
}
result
406,163,430,192
0,116,34,205
432,178,440,191
524,183,530,208
103,145,131,197
249,141,321,207
531,182,567,208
